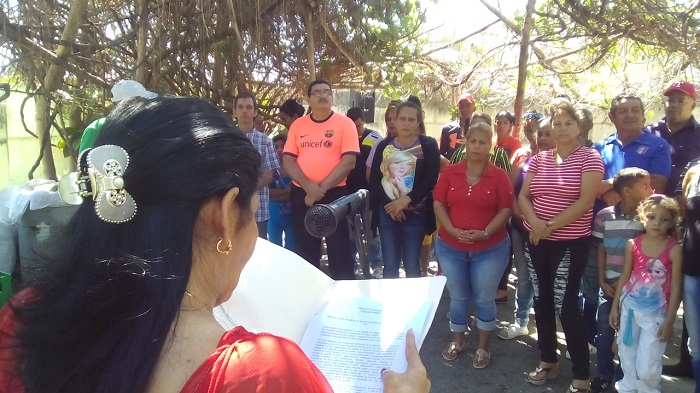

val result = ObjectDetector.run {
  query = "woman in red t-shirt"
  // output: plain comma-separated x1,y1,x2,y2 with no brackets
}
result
0,97,430,393
434,122,514,368
518,101,604,393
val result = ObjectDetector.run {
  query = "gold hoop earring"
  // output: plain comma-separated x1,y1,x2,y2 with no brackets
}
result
216,237,232,254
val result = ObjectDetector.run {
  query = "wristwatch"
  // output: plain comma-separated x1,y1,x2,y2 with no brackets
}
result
482,229,489,240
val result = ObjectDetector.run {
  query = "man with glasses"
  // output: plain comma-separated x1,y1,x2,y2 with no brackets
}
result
283,80,360,280
646,82,700,378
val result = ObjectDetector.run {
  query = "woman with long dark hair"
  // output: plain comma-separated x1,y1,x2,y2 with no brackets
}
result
277,98,305,135
369,101,440,278
0,97,430,393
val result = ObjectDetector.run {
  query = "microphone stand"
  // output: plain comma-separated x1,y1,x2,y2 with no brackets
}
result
347,202,370,279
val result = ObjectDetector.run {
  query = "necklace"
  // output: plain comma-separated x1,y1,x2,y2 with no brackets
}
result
184,290,213,311
465,162,485,181
394,136,419,149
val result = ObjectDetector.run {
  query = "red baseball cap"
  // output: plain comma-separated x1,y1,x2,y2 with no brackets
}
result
664,82,697,100
458,93,475,105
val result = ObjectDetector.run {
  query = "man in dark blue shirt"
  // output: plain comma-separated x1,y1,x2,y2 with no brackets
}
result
645,81,700,196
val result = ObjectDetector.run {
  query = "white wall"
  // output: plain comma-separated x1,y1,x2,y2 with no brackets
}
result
0,92,73,189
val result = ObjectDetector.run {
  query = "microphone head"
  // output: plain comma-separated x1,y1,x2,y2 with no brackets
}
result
304,205,337,238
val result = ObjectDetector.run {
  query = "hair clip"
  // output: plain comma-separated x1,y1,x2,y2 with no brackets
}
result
58,145,137,223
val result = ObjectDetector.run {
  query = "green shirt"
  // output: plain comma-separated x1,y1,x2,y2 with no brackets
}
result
449,144,511,171
78,117,107,154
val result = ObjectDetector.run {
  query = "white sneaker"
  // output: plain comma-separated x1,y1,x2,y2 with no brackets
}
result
565,343,597,359
498,324,529,340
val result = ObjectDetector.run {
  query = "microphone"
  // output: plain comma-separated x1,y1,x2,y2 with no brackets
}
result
304,189,368,238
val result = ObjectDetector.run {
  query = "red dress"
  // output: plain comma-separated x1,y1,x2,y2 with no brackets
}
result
0,294,27,392
0,299,333,393
180,326,333,393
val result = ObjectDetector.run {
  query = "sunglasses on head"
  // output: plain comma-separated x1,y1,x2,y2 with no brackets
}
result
523,113,543,120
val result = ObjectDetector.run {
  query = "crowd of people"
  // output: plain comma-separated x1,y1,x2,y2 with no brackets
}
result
274,80,699,393
0,77,699,393
257,80,700,393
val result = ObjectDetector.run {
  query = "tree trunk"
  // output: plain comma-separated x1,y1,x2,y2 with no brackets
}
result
135,0,148,83
43,0,88,92
34,94,56,180
37,0,89,180
305,10,316,81
67,105,82,171
513,0,536,138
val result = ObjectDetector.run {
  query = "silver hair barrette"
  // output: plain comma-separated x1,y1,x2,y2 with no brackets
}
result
58,145,137,223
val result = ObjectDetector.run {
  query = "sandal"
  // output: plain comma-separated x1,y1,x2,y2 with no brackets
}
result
441,341,465,361
566,383,591,393
526,363,559,385
472,348,490,369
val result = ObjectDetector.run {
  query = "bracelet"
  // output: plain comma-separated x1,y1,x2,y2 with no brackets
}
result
482,229,489,240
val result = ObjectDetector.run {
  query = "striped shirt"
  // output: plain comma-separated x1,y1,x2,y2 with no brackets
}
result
449,145,511,171
592,204,644,283
524,147,603,240
246,129,280,222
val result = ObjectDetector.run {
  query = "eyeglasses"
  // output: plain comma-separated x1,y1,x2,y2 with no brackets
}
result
523,112,543,120
310,90,333,98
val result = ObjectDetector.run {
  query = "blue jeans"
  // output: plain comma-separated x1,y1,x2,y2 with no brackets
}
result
684,274,700,393
581,238,599,346
596,294,622,381
437,236,511,332
379,209,425,278
268,201,295,252
511,225,534,326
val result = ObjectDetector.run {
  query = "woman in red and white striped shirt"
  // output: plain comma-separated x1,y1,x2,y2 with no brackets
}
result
518,101,604,393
